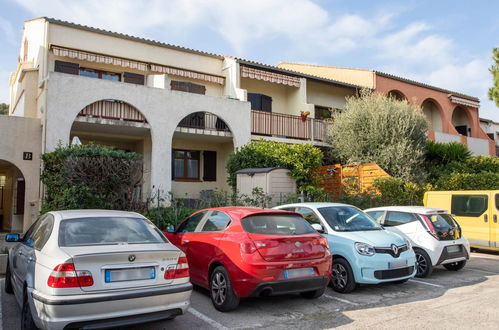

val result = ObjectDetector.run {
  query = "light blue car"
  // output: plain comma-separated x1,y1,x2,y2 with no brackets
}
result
274,203,416,293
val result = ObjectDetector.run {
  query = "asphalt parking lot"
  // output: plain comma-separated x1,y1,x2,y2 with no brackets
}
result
2,250,499,330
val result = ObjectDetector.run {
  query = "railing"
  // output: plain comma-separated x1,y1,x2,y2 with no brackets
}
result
78,100,147,123
251,110,329,142
178,112,230,132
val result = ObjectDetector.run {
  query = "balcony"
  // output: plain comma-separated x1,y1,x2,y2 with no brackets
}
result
251,110,329,142
78,100,147,123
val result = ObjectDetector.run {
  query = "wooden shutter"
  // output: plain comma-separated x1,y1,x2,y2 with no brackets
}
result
188,82,206,95
203,151,217,181
54,60,79,75
15,179,25,215
171,80,190,92
124,72,145,85
247,93,262,110
261,95,272,112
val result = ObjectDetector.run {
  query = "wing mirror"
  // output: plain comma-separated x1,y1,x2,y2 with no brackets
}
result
166,225,176,233
311,223,325,233
5,233,21,242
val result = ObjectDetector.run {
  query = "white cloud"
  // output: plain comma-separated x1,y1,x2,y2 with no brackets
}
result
0,16,16,45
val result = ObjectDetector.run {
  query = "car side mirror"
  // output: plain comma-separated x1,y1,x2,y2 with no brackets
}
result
166,225,175,233
5,233,21,242
311,223,325,233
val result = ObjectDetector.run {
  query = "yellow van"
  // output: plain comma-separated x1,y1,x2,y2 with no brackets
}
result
424,191,499,251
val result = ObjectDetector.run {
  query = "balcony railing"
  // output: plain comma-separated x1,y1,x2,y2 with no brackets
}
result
78,100,147,123
251,110,329,142
177,112,230,132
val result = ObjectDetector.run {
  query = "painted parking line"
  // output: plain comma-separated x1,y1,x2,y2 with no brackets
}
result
187,307,229,330
409,279,444,288
467,268,499,275
324,294,360,306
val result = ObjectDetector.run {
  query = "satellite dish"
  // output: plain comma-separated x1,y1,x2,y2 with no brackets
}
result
71,136,82,146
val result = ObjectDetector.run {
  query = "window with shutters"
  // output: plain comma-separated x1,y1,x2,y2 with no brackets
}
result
54,60,80,75
173,150,200,180
171,80,206,95
80,68,121,81
203,151,217,181
247,93,272,112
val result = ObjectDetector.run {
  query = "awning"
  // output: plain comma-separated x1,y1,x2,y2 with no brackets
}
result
241,65,301,87
449,95,480,108
52,46,147,71
150,64,224,85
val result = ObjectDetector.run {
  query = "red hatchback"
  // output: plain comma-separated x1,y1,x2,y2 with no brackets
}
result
165,207,332,311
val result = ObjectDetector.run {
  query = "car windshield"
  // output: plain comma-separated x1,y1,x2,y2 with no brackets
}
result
59,217,167,247
318,206,382,232
241,214,315,235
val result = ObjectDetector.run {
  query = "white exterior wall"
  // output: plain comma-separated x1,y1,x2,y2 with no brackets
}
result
434,131,462,143
467,137,490,156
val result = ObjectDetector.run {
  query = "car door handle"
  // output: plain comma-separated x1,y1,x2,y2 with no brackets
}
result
484,214,488,223
17,250,23,255
28,257,34,262
182,240,190,243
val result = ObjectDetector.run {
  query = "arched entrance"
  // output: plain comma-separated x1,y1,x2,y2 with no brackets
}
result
388,90,407,101
0,160,25,232
172,111,234,199
421,99,443,132
452,107,471,136
70,99,152,199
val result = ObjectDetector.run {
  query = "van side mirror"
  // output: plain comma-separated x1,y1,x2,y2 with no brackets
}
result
311,223,325,233
5,233,21,242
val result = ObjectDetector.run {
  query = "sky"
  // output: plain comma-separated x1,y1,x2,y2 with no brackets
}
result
0,0,498,121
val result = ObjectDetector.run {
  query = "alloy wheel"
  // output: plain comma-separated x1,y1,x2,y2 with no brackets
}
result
332,263,348,289
211,272,227,305
416,252,427,276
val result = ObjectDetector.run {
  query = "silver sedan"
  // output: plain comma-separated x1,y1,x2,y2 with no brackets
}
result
4,210,192,330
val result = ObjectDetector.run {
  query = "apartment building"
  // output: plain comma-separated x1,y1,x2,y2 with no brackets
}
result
480,118,499,155
278,63,496,157
0,17,360,231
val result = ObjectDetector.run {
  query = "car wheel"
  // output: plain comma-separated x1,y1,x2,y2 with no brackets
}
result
443,260,466,271
300,286,326,299
415,248,433,278
331,258,356,293
210,266,240,312
5,261,14,294
21,293,38,330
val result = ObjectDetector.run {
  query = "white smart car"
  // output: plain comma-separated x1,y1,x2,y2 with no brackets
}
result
5,210,192,330
364,206,470,277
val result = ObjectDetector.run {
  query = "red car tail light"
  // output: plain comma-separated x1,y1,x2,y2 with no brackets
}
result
164,256,190,279
48,263,94,288
419,214,439,240
312,237,329,249
253,240,280,249
240,240,257,254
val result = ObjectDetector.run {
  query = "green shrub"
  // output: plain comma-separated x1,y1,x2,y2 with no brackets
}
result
425,141,471,166
434,172,499,190
372,177,430,206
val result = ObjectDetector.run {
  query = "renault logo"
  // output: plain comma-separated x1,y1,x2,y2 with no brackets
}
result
295,242,301,248
391,244,399,256
128,255,136,262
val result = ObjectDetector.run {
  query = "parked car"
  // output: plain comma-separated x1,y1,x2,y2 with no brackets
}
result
424,190,499,251
274,203,416,293
365,206,470,277
165,207,332,312
4,210,192,330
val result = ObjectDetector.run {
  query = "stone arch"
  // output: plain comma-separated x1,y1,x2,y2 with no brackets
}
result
421,98,444,132
387,90,407,101
451,106,473,136
0,160,26,232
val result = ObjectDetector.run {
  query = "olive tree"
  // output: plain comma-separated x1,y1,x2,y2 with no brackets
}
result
328,90,428,182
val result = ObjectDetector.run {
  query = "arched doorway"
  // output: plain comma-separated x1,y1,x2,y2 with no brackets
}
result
421,99,443,132
70,99,152,199
387,90,407,101
452,107,471,136
0,160,25,232
172,112,234,199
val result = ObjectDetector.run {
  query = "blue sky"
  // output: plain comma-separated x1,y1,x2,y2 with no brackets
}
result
0,0,498,120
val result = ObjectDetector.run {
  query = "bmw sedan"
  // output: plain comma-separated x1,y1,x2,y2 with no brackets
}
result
4,210,192,330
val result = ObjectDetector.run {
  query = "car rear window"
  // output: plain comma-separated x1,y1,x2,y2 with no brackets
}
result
241,214,315,235
428,214,459,230
59,217,167,247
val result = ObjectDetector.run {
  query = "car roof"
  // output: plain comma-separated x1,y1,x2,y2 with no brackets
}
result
275,202,354,209
364,206,449,214
50,209,144,220
197,207,297,220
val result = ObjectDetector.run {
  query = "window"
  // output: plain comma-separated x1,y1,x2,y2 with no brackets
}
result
171,80,206,95
451,195,488,217
248,93,272,112
174,150,200,180
54,60,79,75
203,151,217,182
315,106,332,120
295,208,321,225
80,68,121,81
22,217,43,248
366,211,385,224
124,72,145,85
241,214,315,235
14,178,25,215
177,212,207,233
32,215,54,250
201,211,231,232
385,211,417,227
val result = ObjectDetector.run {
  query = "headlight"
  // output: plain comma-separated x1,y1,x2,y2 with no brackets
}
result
355,242,375,256
405,238,412,249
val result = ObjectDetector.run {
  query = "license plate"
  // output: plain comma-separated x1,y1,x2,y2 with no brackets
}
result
105,267,155,283
447,245,461,253
283,267,315,279
388,259,408,269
